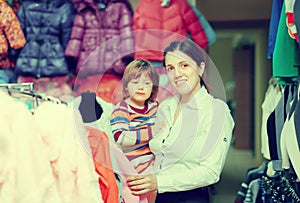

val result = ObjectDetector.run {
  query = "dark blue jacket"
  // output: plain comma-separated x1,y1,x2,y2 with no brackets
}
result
15,0,76,78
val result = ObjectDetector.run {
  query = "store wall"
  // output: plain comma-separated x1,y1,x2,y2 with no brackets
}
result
197,0,272,21
130,0,197,9
209,28,272,163
198,0,273,163
130,0,272,22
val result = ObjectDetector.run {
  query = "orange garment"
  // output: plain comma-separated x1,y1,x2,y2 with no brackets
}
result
0,1,26,68
86,126,119,203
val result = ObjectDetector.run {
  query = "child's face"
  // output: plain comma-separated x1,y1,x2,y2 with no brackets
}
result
127,72,153,106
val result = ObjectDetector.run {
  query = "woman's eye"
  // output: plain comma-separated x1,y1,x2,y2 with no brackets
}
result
166,66,174,72
181,63,189,68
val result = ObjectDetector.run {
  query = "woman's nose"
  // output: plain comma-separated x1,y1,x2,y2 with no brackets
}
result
174,67,182,77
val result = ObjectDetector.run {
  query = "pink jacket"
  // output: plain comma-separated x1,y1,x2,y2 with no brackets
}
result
34,102,103,203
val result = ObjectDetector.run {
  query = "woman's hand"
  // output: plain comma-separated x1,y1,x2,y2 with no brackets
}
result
127,174,158,195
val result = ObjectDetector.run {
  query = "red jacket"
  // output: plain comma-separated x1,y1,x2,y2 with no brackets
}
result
133,0,208,61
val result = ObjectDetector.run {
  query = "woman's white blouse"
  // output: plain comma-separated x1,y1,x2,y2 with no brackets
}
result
150,87,235,193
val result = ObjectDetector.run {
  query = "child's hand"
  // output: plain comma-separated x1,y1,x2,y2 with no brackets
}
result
152,121,166,136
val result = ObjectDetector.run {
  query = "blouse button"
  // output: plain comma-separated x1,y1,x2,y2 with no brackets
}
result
223,137,228,142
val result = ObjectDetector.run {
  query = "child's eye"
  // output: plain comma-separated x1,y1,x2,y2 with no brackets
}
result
130,80,138,84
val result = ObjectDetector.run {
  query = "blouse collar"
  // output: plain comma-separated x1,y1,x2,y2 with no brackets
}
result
175,86,209,110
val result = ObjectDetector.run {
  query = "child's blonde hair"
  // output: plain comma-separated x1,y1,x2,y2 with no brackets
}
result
122,59,159,102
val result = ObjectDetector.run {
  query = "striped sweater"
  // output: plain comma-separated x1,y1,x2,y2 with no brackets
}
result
110,100,159,173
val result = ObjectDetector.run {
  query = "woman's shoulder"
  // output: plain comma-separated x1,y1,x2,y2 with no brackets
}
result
207,96,231,113
211,96,228,107
209,96,234,124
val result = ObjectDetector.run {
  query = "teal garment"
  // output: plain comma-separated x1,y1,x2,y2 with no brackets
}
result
187,2,216,46
272,4,300,78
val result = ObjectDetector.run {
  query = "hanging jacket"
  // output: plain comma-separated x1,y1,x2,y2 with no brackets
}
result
188,2,216,46
14,0,76,78
0,0,26,68
267,0,284,59
272,3,300,78
133,0,208,62
285,0,298,42
86,126,120,203
65,0,134,77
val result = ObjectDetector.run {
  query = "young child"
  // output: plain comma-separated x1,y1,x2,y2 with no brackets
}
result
110,59,162,175
111,59,168,203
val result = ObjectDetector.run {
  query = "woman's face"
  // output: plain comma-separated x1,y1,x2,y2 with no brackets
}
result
165,50,204,98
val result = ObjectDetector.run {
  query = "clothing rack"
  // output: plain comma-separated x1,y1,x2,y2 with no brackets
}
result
0,83,68,108
235,161,300,203
0,82,34,92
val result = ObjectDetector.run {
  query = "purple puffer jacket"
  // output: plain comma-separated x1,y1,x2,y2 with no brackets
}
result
65,0,134,77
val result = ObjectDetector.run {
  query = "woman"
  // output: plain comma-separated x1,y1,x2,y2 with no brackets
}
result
127,39,235,203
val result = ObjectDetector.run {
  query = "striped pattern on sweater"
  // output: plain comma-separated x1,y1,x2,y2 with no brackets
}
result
110,100,158,173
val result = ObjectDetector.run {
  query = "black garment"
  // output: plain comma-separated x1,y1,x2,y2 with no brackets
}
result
267,111,278,160
78,91,103,123
155,187,210,203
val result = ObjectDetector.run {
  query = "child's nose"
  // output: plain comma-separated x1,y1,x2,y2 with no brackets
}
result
138,85,145,90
